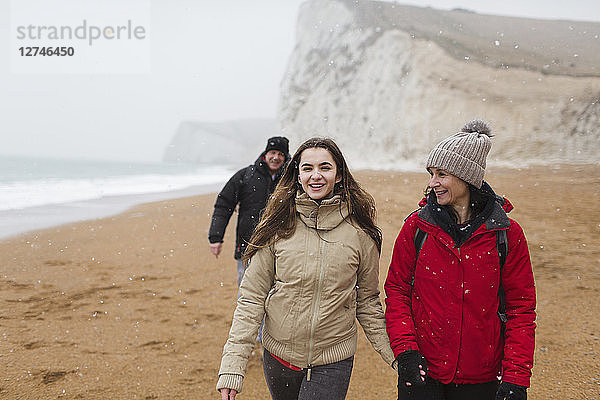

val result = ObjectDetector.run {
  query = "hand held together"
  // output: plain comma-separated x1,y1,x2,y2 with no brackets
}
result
397,350,427,387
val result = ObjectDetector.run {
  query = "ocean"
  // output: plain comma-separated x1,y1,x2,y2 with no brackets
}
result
0,155,235,239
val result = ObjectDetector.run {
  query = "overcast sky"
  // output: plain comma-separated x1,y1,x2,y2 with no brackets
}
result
1,0,598,162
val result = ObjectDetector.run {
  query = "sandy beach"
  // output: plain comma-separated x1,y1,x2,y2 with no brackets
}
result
1,166,599,399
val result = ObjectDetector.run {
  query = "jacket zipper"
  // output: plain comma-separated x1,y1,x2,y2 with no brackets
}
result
453,242,464,379
306,232,327,381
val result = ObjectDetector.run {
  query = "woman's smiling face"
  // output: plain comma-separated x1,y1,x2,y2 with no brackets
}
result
428,167,470,208
298,147,341,201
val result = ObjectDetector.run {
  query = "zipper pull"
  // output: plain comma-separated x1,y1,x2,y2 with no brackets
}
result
306,364,312,381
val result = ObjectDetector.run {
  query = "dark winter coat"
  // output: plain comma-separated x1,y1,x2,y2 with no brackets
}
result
384,189,536,387
208,151,288,259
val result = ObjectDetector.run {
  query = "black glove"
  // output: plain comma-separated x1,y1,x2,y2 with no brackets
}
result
495,381,527,400
396,350,427,387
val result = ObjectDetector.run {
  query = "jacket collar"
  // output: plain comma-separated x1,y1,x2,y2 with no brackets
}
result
295,192,349,230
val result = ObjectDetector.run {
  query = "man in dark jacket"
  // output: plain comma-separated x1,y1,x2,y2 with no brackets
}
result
208,136,290,285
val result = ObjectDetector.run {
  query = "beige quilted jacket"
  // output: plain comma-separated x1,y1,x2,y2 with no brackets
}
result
216,193,395,393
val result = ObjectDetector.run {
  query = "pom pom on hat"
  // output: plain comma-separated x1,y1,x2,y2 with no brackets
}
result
461,119,494,137
425,119,493,188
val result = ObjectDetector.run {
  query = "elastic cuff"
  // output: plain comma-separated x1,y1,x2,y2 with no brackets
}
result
216,374,244,393
392,344,419,358
501,373,530,388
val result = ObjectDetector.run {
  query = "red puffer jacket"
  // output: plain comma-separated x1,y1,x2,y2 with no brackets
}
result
385,197,536,387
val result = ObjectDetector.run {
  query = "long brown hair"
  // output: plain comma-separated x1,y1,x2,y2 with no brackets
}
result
243,137,382,262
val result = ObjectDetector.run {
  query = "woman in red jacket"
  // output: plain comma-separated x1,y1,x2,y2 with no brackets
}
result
385,120,536,400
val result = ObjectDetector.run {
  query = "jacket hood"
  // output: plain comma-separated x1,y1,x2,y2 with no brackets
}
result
295,192,349,230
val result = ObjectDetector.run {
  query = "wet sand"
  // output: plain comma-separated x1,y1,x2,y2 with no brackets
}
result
1,165,598,399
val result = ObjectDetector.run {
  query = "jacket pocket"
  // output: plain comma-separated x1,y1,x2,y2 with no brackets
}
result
343,289,357,329
485,314,503,370
264,282,295,341
264,282,280,310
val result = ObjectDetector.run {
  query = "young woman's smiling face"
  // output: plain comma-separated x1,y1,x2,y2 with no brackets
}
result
298,147,341,201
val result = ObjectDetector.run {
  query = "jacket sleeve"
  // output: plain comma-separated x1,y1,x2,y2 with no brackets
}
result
355,232,395,366
501,220,536,387
208,168,246,243
216,245,275,393
384,217,420,358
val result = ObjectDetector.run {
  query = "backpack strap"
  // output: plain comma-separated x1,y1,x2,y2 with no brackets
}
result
496,229,508,324
411,228,428,286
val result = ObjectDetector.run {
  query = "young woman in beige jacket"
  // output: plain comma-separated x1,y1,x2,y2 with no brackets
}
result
217,138,395,400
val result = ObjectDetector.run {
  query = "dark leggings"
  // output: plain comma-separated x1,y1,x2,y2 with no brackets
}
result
398,376,499,400
262,349,353,400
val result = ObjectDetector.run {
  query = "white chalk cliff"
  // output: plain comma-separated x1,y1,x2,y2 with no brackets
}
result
278,0,600,168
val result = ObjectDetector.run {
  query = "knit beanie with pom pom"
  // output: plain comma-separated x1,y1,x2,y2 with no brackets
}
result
426,119,493,188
